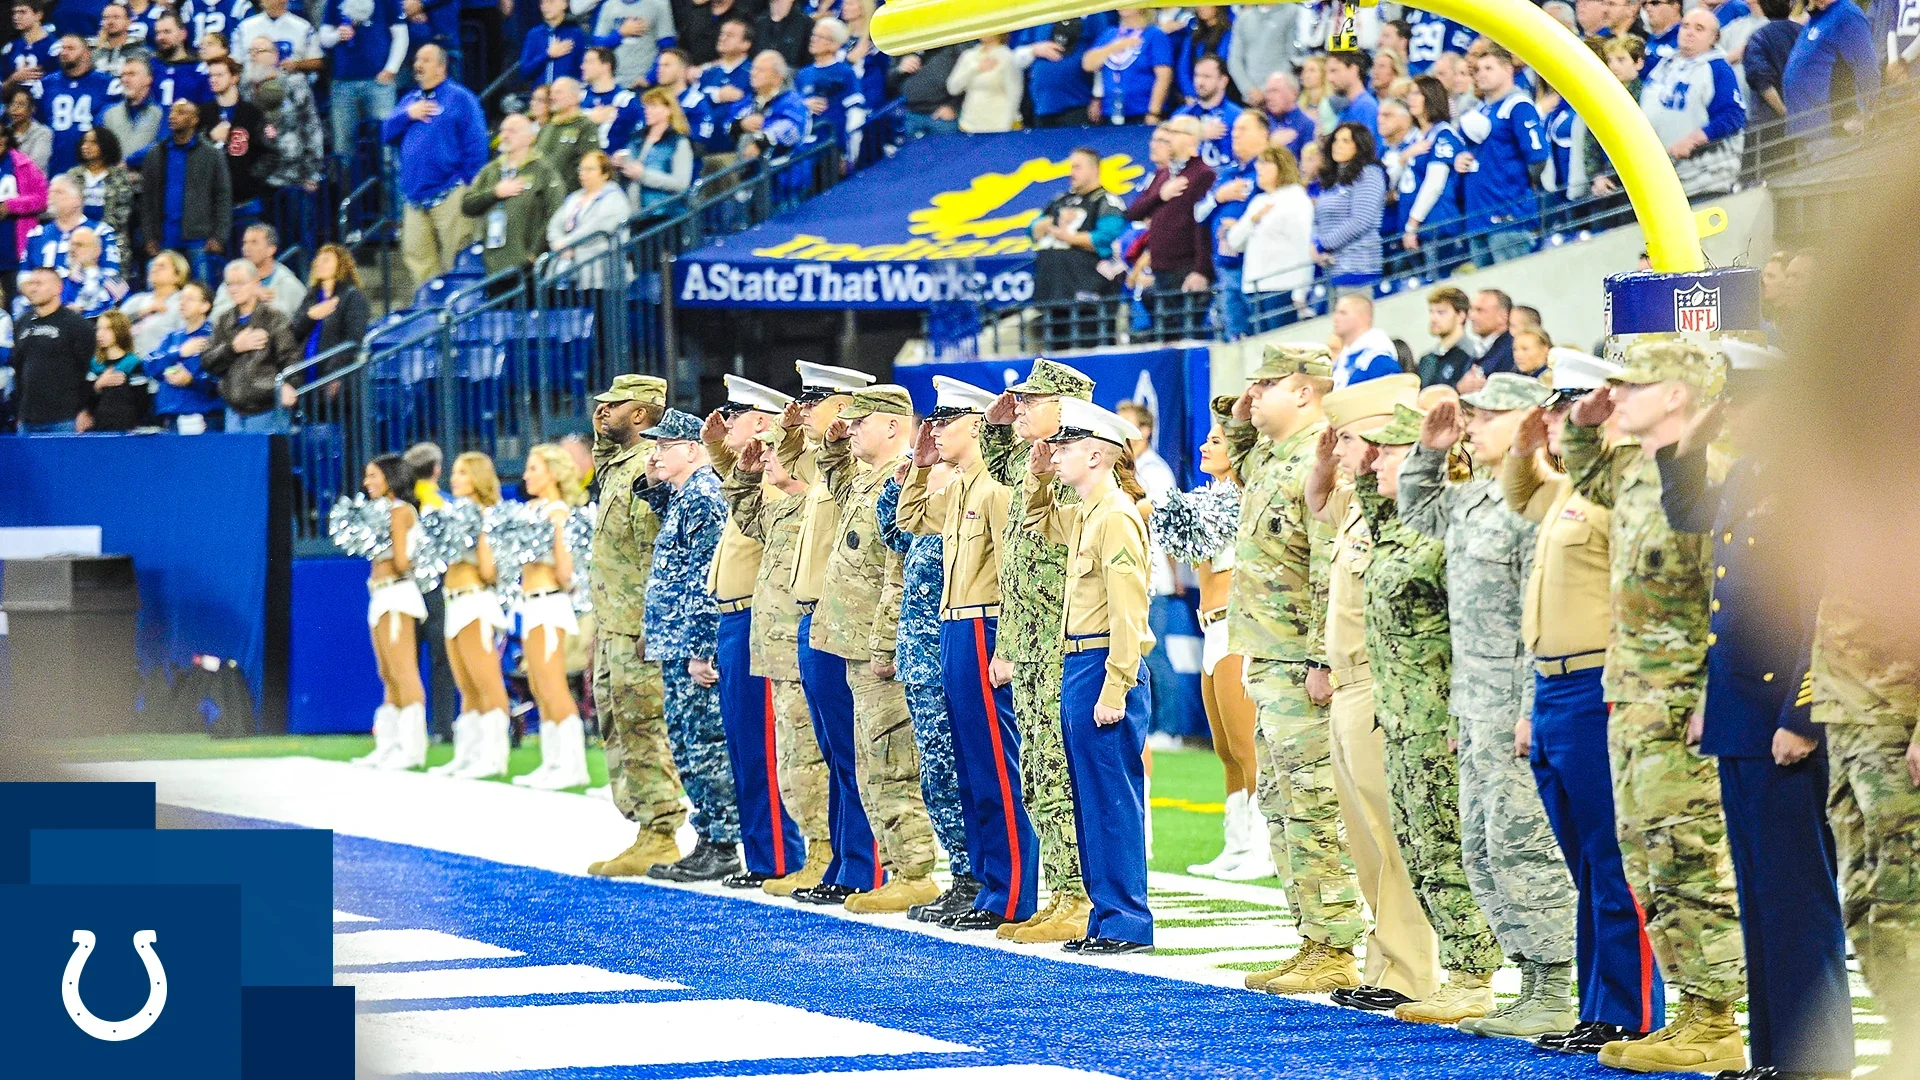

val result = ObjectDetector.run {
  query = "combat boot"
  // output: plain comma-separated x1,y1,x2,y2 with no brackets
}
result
909,874,981,923
1008,893,1092,944
762,844,832,897
997,892,1060,939
1393,970,1495,1024
1599,994,1745,1074
1260,940,1362,995
588,829,681,878
843,874,940,914
1469,960,1577,1038
649,839,743,883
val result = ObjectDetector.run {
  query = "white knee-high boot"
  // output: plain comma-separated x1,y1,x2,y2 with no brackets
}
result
352,705,398,767
456,709,510,779
429,712,477,776
380,703,428,770
1187,789,1250,877
1216,794,1279,881
518,715,587,790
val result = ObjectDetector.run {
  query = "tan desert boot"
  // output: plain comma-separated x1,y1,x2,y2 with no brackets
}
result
1009,894,1093,944
588,830,682,878
1260,941,1362,995
1598,995,1746,1074
1392,971,1495,1024
997,892,1060,940
762,844,832,897
843,875,941,914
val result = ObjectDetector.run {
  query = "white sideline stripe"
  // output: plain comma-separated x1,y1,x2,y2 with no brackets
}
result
741,1060,1121,1068
357,1000,974,1074
340,963,683,1000
1153,924,1301,951
333,909,377,923
333,928,524,967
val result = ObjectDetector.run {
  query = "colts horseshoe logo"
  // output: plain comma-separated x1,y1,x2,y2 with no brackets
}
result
63,929,168,1042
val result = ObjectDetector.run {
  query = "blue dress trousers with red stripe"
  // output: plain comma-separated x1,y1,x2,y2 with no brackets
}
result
940,615,1040,922
717,608,805,877
797,610,883,891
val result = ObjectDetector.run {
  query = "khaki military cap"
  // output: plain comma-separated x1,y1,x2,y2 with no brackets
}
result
1461,372,1553,412
839,384,916,420
594,373,668,405
1360,403,1426,446
1249,342,1333,382
1007,358,1095,400
1611,338,1728,396
1324,373,1417,430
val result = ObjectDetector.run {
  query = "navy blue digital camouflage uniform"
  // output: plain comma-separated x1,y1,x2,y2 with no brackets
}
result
643,465,740,845
877,478,972,878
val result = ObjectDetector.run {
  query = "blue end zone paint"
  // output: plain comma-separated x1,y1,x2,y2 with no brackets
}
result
175,808,1618,1080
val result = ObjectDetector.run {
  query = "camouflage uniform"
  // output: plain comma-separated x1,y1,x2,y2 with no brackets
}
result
1399,435,1577,967
1216,354,1365,951
723,449,830,847
810,417,936,880
1563,408,1745,1004
980,359,1095,900
877,477,971,877
1357,467,1504,976
1813,595,1920,1063
591,418,682,839
641,464,738,844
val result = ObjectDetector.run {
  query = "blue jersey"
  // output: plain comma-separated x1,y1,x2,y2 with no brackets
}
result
1783,0,1882,136
676,82,723,154
38,70,120,176
1642,23,1681,77
181,0,255,46
1093,23,1172,119
793,60,862,149
2,31,60,99
151,56,212,107
1404,11,1475,75
326,0,404,83
519,21,588,86
1544,98,1574,194
697,57,752,108
23,218,123,278
129,2,168,44
1013,14,1113,118
1380,131,1423,235
1398,121,1464,230
1874,0,1920,66
1197,156,1256,270
1174,96,1243,170
1458,89,1546,225
582,84,642,150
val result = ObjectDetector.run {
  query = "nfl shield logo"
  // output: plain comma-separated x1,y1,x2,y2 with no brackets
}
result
1674,284,1720,332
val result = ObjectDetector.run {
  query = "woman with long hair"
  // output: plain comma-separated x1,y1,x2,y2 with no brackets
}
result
122,249,189,357
429,452,516,780
1297,55,1337,137
351,454,430,771
511,443,591,789
619,89,693,215
292,243,371,376
1397,74,1464,276
1224,145,1315,328
87,310,150,431
1313,121,1388,294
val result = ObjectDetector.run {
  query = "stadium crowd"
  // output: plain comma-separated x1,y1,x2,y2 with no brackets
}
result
0,0,1908,432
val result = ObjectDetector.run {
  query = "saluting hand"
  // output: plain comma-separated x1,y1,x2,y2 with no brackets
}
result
701,408,728,445
1232,386,1255,422
826,417,850,443
1419,400,1462,451
1568,386,1616,428
893,459,911,485
984,390,1017,425
1356,442,1380,476
1029,438,1057,475
1511,406,1550,459
1676,398,1727,459
780,400,804,431
912,420,940,467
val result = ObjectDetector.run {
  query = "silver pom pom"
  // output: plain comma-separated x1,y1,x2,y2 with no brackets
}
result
485,501,553,590
1152,481,1242,563
412,498,483,591
327,494,396,559
565,503,598,613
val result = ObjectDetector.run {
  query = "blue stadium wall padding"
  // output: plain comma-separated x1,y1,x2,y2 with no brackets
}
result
0,434,279,716
289,557,385,734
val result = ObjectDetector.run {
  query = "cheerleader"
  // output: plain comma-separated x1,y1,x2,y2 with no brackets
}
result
1157,424,1273,881
350,454,430,770
511,443,592,790
1024,398,1157,956
428,452,515,780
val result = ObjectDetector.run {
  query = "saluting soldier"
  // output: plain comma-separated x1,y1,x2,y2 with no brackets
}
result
1562,340,1747,1073
1657,342,1854,1079
1215,343,1367,994
583,374,685,880
1304,373,1444,1013
722,368,841,898
637,409,741,883
812,385,940,913
1023,398,1157,956
781,362,884,905
979,358,1097,944
1503,349,1666,1055
1398,373,1579,1035
703,376,808,889
898,376,1037,933
1350,403,1505,1024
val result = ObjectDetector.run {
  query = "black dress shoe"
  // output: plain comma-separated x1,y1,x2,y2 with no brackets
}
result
908,875,981,923
648,840,743,883
792,883,858,905
1061,937,1089,953
720,870,775,889
940,907,1012,932
1075,937,1153,956
1330,985,1416,1012
1711,1070,1848,1080
1537,1021,1646,1054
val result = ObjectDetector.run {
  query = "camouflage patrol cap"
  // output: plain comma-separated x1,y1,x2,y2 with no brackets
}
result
1611,338,1728,396
1006,358,1095,400
1249,342,1333,382
594,373,668,405
1360,403,1426,446
839,384,916,420
1460,372,1553,412
639,408,703,442
1323,373,1417,430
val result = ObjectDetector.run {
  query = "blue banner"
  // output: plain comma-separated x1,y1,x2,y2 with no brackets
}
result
676,127,1151,309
